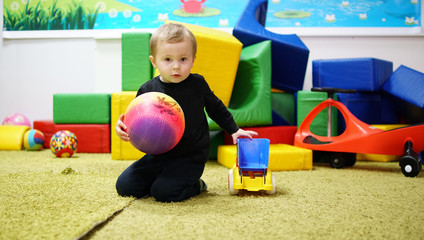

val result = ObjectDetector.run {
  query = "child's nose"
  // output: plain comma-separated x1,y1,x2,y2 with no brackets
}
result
172,63,180,70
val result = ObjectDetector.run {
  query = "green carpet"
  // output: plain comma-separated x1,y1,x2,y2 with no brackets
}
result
89,160,424,240
0,150,134,240
1,150,424,239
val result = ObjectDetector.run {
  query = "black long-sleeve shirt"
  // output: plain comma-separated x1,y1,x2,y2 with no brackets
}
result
136,73,239,160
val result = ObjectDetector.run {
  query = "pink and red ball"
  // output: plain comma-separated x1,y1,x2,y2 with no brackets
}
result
50,130,78,158
124,92,185,155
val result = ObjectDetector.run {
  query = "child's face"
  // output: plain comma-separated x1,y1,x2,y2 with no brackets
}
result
149,38,195,84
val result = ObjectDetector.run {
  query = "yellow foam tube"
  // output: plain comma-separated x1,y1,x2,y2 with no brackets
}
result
0,125,30,150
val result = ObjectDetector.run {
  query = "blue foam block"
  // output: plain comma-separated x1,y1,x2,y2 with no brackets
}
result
233,0,309,93
313,58,393,91
383,65,424,109
336,92,399,133
271,92,295,126
382,65,424,123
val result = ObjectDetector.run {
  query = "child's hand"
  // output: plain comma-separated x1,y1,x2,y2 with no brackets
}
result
115,114,130,142
231,128,258,144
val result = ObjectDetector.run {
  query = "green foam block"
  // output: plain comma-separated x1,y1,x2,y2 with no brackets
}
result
208,40,272,130
296,91,338,136
122,32,153,91
272,92,295,125
53,93,111,124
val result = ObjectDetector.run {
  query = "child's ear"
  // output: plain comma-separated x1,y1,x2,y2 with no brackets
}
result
149,55,157,68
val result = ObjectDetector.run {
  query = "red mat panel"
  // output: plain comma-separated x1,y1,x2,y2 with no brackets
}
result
224,126,297,145
33,120,110,153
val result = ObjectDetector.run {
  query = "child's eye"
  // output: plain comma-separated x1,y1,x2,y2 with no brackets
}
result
164,58,171,62
181,57,187,62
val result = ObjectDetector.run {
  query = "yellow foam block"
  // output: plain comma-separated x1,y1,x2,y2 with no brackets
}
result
369,124,409,131
0,125,30,150
159,20,242,106
111,91,145,160
357,154,400,162
357,124,409,162
218,144,313,171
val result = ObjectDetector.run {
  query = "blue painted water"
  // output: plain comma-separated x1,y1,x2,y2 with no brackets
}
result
266,0,421,27
93,0,421,29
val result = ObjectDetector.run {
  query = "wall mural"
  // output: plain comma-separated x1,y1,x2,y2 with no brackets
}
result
267,0,421,28
2,0,421,33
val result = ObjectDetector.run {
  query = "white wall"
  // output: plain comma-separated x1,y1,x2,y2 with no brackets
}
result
1,4,424,125
0,37,98,125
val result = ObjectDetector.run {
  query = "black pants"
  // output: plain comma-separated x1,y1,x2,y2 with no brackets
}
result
116,153,205,202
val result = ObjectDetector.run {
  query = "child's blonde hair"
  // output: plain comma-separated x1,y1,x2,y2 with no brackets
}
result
150,23,197,57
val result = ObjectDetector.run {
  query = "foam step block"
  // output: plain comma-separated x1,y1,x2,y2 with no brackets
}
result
0,125,30,150
224,126,297,145
313,58,393,91
357,124,408,162
208,41,272,129
297,91,338,136
122,32,153,91
271,92,295,126
218,144,312,171
111,91,145,160
33,120,111,153
233,0,309,92
382,65,424,124
272,111,291,126
164,20,242,107
336,92,399,132
53,93,111,124
209,130,224,160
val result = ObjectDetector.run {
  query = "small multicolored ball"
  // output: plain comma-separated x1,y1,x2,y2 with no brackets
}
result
23,129,45,151
2,113,31,128
50,130,78,158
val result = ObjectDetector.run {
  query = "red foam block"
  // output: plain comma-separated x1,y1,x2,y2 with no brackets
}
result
33,120,110,153
224,126,297,145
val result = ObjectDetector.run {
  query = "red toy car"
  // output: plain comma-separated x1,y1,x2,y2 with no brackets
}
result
294,88,424,177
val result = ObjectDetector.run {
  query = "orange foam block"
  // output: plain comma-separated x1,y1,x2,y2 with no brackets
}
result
33,120,110,153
